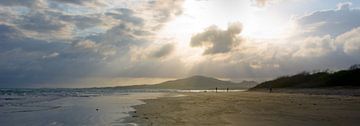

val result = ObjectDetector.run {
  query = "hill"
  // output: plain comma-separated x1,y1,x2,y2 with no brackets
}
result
250,64,360,90
115,75,257,90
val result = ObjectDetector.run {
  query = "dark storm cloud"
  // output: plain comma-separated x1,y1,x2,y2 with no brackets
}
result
190,22,243,55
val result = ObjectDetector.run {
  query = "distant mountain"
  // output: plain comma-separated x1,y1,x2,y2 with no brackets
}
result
250,64,360,90
115,75,257,90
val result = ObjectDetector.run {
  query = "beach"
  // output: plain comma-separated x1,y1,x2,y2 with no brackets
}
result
129,91,360,126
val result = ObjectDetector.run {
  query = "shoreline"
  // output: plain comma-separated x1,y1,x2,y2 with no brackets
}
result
0,92,166,126
127,91,360,126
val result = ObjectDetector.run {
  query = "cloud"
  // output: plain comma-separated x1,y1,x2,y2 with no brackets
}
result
124,2,359,83
2,10,75,41
251,0,290,7
74,39,97,49
18,12,66,33
252,0,269,7
337,2,351,10
105,8,144,25
186,2,360,80
0,0,186,87
150,43,175,58
190,22,243,55
0,27,104,87
146,0,184,24
52,0,96,5
58,13,103,30
1,0,359,87
293,35,335,58
130,43,175,62
42,52,59,59
0,0,42,8
296,2,360,37
0,0,184,41
50,0,106,8
335,27,360,55
0,24,22,39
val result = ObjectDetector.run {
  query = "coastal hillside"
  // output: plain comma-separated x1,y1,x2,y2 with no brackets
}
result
250,64,360,90
116,75,257,90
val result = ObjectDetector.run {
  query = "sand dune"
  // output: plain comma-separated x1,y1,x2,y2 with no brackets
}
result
128,92,360,126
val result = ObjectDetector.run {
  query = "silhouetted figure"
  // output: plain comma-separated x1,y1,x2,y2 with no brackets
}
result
227,88,229,92
215,87,217,93
269,84,272,93
96,108,99,112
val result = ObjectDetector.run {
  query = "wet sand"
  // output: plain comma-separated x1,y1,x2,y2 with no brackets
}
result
128,92,360,126
0,93,165,126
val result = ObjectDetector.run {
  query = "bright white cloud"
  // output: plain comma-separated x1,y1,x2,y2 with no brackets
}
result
293,35,335,58
336,27,360,55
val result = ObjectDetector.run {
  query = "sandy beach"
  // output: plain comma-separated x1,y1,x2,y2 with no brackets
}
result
128,92,360,126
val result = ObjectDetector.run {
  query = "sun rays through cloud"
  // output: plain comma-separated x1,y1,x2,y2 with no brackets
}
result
0,0,360,87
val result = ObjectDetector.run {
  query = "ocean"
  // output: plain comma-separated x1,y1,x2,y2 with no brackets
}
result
0,88,245,126
0,88,166,126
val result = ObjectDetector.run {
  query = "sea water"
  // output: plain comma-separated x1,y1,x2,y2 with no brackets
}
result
0,88,245,126
0,88,165,126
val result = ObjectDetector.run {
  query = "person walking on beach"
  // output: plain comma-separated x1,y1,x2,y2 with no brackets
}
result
269,84,272,93
227,88,229,92
215,87,217,93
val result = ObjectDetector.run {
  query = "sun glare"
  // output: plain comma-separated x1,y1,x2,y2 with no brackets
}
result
241,11,293,39
159,0,293,50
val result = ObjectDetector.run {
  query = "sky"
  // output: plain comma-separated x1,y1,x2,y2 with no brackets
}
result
0,0,360,88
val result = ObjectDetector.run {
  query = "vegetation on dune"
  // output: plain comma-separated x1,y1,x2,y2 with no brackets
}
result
251,64,360,89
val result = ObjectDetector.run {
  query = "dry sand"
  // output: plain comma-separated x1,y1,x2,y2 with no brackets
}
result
127,92,360,126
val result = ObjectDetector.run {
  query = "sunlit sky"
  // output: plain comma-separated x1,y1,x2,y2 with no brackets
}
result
1,0,360,87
